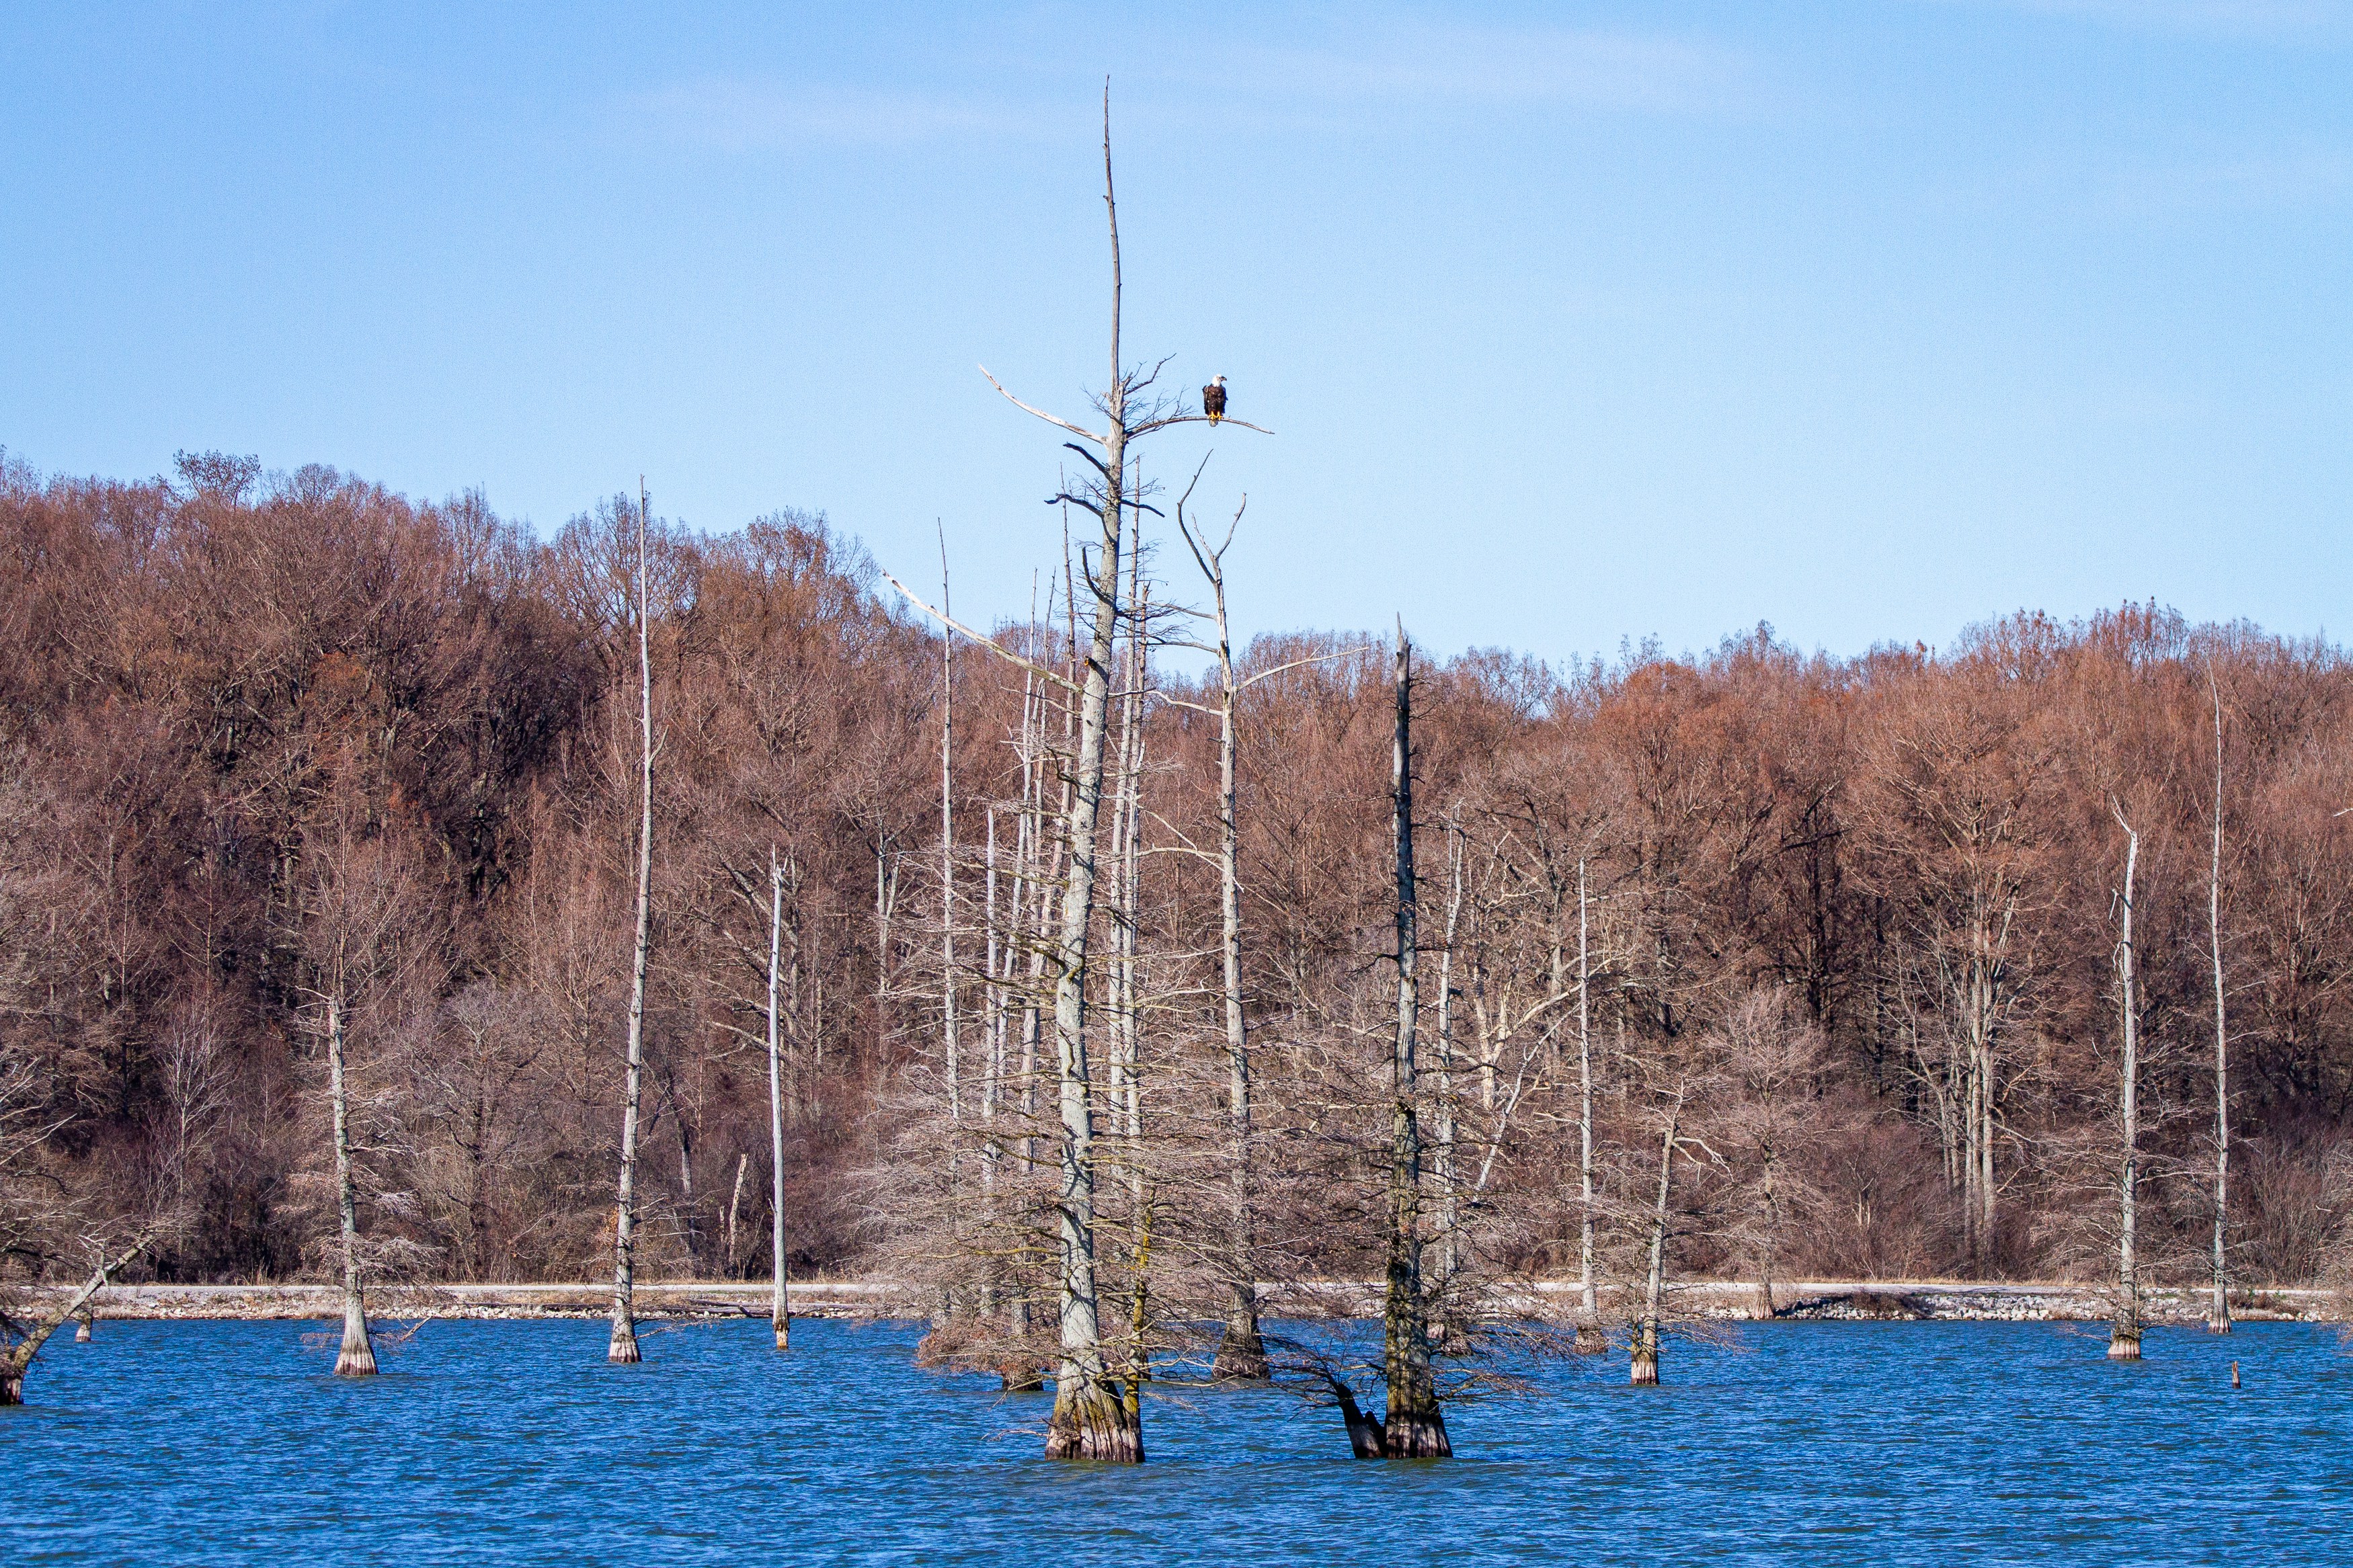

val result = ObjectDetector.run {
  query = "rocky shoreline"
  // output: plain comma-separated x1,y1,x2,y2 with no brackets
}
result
22,1278,2342,1325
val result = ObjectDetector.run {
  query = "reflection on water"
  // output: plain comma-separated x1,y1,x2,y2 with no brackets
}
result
2,1316,2346,1565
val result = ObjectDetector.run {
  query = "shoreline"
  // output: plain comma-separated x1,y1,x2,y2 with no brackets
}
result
23,1278,2343,1325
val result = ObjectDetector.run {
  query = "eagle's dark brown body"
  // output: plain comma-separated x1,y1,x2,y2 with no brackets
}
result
1203,378,1227,425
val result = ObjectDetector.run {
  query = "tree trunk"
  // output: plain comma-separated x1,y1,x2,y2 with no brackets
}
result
1,1241,147,1405
1379,624,1449,1458
1197,544,1267,1383
2207,671,2232,1335
1577,856,1597,1321
327,991,376,1376
610,481,655,1367
1632,1091,1681,1387
2109,805,2143,1362
1042,105,1140,1463
940,554,961,1130
768,849,791,1350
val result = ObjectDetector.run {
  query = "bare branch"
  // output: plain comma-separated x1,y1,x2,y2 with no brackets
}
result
880,569,1084,696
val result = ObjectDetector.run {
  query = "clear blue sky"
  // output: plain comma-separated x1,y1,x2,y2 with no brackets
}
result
4,2,2348,665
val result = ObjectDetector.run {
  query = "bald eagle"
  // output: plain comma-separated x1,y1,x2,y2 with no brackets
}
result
1203,375,1227,425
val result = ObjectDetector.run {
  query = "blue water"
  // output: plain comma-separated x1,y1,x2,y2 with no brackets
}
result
3,1317,2345,1564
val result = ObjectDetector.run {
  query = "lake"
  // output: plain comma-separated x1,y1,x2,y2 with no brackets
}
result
3,1316,2344,1564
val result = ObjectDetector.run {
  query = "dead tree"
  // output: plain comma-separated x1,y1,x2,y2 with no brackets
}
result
1577,856,1597,1324
884,90,1267,1460
2108,801,2143,1361
325,989,374,1376
767,848,790,1350
0,1237,150,1406
1377,622,1450,1456
2205,669,2231,1335
610,479,657,1366
1631,1081,1687,1386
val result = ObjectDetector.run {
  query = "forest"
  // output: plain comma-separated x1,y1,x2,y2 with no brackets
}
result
3,430,2350,1330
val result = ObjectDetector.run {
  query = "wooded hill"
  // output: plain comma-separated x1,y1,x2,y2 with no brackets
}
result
3,448,2349,1302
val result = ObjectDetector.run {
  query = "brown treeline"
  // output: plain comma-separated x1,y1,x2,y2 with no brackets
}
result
2,449,2349,1303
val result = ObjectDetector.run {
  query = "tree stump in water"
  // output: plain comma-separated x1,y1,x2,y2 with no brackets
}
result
334,1298,378,1377
607,1318,642,1366
74,1304,93,1343
2106,1321,2143,1361
1630,1344,1661,1385
1045,1374,1142,1461
1574,1323,1607,1354
1211,1314,1269,1383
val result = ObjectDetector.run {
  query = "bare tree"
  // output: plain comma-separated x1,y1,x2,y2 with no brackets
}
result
2205,667,2231,1334
2108,800,2144,1361
1,1236,149,1406
884,89,1266,1460
1375,623,1449,1456
610,479,657,1366
768,848,791,1350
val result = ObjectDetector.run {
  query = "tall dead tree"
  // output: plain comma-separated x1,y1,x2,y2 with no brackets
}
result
887,89,1267,1457
1631,1081,1686,1386
609,480,656,1366
940,532,962,1131
324,988,374,1376
1378,622,1449,1456
1577,856,1597,1321
767,848,790,1350
2206,670,2231,1334
1174,481,1265,1379
2108,802,2143,1361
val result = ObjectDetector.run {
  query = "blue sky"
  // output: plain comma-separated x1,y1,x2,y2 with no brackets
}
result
3,2,2348,664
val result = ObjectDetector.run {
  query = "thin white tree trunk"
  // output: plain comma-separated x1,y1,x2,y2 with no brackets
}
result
327,989,376,1376
2109,803,2143,1361
2207,669,2232,1334
1578,856,1596,1320
609,481,655,1366
1632,1086,1683,1387
1183,503,1267,1381
768,848,790,1350
941,542,961,1128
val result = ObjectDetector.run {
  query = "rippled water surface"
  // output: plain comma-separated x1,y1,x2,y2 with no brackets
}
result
4,1315,2347,1564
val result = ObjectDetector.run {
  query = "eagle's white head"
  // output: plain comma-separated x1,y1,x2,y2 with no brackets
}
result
1213,375,1227,386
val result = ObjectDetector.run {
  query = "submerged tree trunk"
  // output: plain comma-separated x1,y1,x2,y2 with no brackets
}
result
327,991,376,1376
1632,1087,1683,1387
610,481,656,1367
2206,672,2232,1335
1378,624,1449,1458
768,849,791,1351
2109,804,2143,1362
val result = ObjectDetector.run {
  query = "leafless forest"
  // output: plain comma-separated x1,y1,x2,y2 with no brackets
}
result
5,438,2351,1333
